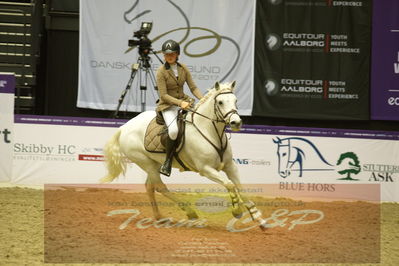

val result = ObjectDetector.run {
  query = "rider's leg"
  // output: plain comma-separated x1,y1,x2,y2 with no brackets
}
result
160,106,179,176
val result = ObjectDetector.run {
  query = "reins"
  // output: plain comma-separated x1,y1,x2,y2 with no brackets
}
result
184,90,237,163
186,108,224,123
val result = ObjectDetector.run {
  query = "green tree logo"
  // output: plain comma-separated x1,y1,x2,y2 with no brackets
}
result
336,152,361,181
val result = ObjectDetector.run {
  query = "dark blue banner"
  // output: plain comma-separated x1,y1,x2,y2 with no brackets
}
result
253,0,371,120
370,0,399,121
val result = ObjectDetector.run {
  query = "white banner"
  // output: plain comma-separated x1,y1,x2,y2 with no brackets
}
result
78,0,255,114
12,117,128,185
11,116,399,202
230,132,399,202
0,73,15,182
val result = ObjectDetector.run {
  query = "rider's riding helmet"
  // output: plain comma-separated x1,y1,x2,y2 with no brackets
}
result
161,39,180,55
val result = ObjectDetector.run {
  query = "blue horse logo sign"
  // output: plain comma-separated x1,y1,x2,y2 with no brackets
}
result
273,137,335,178
273,137,362,180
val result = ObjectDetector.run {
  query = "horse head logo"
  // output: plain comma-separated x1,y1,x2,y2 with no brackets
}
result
273,137,334,178
266,34,282,51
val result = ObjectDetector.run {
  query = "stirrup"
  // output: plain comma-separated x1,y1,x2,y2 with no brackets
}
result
160,163,172,176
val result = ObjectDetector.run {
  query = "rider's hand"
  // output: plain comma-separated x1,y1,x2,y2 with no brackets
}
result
180,101,190,110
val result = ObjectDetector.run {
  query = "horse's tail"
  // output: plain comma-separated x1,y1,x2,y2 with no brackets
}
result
100,130,126,183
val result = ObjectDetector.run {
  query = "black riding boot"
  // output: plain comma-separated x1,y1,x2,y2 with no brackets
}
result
160,137,177,176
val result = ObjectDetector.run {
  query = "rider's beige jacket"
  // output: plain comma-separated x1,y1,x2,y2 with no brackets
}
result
156,62,203,112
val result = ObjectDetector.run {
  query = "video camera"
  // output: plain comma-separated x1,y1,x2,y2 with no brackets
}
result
128,22,153,57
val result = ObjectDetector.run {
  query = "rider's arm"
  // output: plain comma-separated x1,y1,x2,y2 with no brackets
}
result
156,69,183,107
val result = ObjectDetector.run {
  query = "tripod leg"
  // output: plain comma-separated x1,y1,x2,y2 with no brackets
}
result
140,69,147,112
114,55,159,115
148,67,158,91
113,63,139,118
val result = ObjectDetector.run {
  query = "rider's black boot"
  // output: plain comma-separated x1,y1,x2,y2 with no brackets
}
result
160,137,177,176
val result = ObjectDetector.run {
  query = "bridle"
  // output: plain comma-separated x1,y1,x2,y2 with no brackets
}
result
185,90,239,163
214,91,239,124
187,91,238,124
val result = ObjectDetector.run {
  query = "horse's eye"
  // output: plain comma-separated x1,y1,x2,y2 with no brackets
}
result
218,101,223,105
282,153,287,156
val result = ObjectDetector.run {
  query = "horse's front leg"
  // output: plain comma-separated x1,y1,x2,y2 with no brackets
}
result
223,161,268,230
200,165,247,218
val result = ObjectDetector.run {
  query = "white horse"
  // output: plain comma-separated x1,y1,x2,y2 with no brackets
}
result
101,81,267,229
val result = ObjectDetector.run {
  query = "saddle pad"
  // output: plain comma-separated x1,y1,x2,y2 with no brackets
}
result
144,118,166,153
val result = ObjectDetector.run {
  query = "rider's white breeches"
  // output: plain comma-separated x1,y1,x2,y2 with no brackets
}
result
161,105,179,140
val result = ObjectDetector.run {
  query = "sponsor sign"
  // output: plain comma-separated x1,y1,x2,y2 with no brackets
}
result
0,73,15,181
370,0,399,120
78,0,254,115
253,0,371,119
11,116,118,184
269,135,399,184
11,115,399,202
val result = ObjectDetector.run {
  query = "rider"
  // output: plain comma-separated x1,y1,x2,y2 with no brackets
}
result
156,39,204,176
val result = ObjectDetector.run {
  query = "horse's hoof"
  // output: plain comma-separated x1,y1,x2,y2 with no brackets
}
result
187,212,199,220
232,207,243,218
259,224,268,231
233,212,243,219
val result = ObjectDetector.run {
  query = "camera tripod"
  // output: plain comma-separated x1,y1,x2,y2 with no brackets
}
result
113,50,163,118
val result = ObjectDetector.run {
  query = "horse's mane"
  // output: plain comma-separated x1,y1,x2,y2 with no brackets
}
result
194,83,233,111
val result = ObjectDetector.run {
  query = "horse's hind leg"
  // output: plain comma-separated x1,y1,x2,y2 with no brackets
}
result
138,160,199,220
145,177,162,220
151,175,199,220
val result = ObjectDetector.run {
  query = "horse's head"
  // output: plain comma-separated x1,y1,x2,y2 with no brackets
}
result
212,81,242,131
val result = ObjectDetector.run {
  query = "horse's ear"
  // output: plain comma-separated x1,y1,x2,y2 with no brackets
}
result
230,81,236,91
273,137,281,144
214,81,220,91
